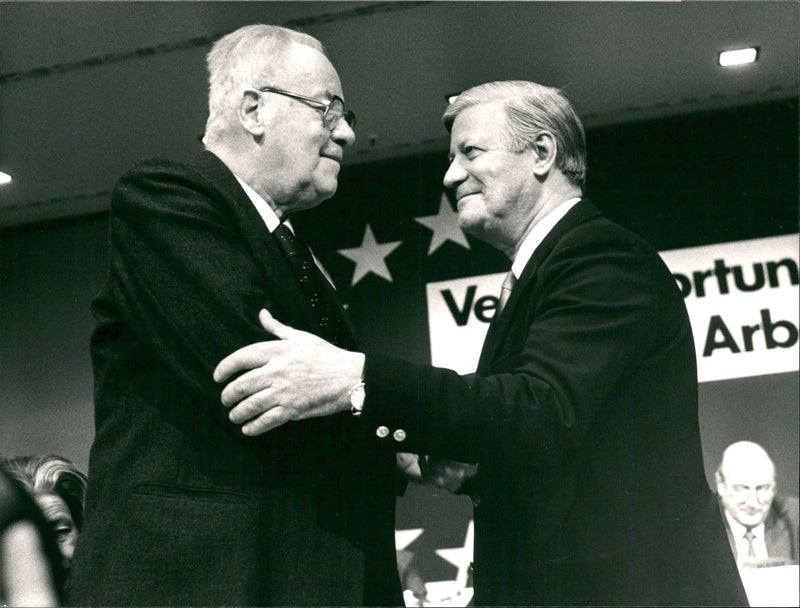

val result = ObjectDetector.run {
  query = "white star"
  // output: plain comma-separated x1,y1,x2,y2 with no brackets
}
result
338,224,402,286
395,528,425,551
414,193,471,255
435,519,473,589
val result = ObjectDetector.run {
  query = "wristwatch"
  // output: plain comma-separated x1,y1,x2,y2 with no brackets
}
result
349,381,366,416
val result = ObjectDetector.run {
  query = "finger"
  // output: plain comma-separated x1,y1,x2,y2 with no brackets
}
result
214,342,273,383
241,407,292,436
220,366,273,408
228,388,275,424
259,309,322,344
258,308,295,340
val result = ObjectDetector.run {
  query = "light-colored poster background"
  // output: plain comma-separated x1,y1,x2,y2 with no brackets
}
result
427,234,799,381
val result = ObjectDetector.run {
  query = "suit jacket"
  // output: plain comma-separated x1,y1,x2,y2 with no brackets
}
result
766,496,800,561
722,495,800,563
68,151,402,606
363,200,748,606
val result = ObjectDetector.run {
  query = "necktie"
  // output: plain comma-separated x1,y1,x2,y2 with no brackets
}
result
498,270,516,313
743,528,757,559
272,223,352,349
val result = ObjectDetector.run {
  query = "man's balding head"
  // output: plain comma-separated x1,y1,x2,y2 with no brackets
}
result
716,441,776,528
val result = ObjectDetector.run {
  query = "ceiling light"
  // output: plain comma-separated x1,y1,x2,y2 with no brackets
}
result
0,171,12,185
718,47,759,67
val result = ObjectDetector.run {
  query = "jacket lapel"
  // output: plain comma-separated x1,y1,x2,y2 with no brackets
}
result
477,200,603,373
192,151,333,336
764,501,796,560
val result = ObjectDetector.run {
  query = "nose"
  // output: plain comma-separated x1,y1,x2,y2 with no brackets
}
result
443,157,467,190
744,492,760,508
331,118,356,148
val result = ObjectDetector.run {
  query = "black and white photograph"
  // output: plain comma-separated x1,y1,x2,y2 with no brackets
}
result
1,2,797,606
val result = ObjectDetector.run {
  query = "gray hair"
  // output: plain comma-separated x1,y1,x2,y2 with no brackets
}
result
1,454,88,529
204,24,326,140
443,81,587,189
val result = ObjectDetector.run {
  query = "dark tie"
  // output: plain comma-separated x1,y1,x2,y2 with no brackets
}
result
498,270,516,313
743,528,757,559
272,223,353,349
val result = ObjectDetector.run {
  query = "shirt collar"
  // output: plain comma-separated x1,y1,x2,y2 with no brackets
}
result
510,197,581,278
725,511,765,539
234,175,286,233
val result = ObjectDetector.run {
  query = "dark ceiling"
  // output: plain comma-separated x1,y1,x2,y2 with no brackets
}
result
1,1,798,226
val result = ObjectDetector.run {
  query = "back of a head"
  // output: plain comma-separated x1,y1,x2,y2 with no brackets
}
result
204,24,326,143
443,80,587,189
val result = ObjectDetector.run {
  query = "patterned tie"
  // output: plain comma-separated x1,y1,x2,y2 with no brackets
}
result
743,528,757,559
498,270,516,313
272,223,352,349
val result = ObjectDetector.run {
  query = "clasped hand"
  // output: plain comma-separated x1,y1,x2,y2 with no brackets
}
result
213,309,365,436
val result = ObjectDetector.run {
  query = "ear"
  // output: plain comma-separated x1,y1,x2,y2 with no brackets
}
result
238,90,265,138
531,132,557,177
714,470,725,494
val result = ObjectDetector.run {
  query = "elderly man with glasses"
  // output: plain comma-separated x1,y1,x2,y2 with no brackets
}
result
67,24,403,606
716,440,799,566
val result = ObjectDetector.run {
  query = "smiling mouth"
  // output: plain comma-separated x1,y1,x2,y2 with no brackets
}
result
456,193,477,207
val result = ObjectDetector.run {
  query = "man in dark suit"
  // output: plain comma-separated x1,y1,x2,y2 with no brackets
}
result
68,24,402,606
717,440,799,565
214,80,748,605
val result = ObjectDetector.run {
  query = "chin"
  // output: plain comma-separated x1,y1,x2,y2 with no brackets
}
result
318,176,340,198
316,184,338,203
738,513,767,527
458,216,484,239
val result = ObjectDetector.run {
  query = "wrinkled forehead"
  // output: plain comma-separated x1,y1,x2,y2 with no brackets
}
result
448,102,512,151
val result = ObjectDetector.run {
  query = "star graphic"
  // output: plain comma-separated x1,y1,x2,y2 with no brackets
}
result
338,224,402,286
414,193,471,255
395,528,425,551
435,519,474,589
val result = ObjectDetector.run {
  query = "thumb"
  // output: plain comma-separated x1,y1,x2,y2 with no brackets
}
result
259,308,304,341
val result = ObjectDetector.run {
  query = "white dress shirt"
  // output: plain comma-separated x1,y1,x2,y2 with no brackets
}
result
235,176,282,233
234,176,335,287
510,197,581,279
725,512,769,562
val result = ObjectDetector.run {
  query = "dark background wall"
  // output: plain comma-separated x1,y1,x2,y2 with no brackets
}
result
1,101,798,571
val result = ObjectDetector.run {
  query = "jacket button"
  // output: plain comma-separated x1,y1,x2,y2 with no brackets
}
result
393,429,407,442
472,493,482,507
376,426,390,438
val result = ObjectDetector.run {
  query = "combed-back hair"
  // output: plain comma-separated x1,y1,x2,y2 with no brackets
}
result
443,81,587,189
204,24,326,140
1,454,88,530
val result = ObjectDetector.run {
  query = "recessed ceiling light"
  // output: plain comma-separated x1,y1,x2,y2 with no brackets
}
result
0,171,12,185
719,47,759,67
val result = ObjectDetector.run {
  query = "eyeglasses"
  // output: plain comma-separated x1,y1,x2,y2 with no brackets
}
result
728,483,775,503
256,86,356,131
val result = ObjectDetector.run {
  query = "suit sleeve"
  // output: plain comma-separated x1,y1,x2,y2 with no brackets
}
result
360,224,675,466
95,160,278,428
